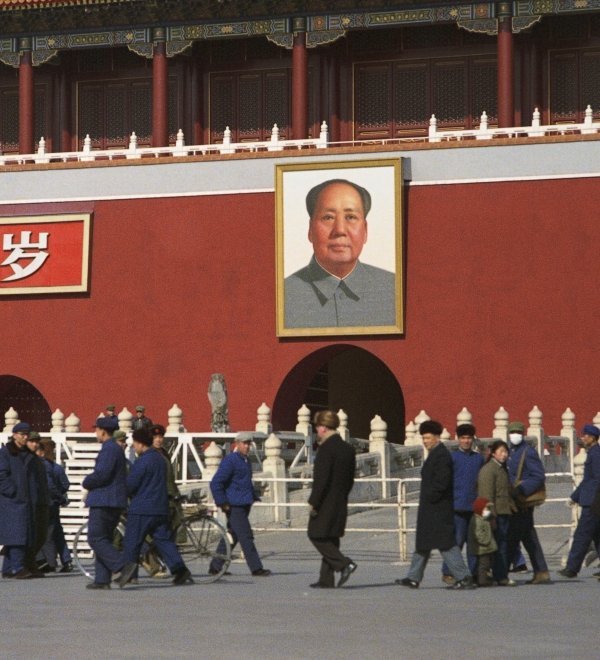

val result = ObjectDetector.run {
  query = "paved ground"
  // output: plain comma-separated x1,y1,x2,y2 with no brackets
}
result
2,487,598,660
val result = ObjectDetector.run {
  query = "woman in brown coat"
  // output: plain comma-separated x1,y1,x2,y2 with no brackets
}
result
477,440,516,585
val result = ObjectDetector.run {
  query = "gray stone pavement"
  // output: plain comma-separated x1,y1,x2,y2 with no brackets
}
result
1,492,598,660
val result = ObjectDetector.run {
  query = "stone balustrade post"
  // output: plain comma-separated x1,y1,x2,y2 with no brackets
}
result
337,409,349,441
127,131,140,159
528,107,544,137
296,403,313,464
404,420,418,446
268,124,282,152
220,126,233,154
3,407,19,432
561,407,577,477
203,441,223,502
255,402,272,435
581,105,595,135
441,428,451,441
81,134,93,162
369,415,390,499
493,406,509,440
456,407,472,431
167,403,184,433
527,405,544,455
65,412,80,433
51,409,65,432
118,407,133,432
262,433,288,523
174,129,187,156
317,120,328,148
428,114,440,142
476,111,489,140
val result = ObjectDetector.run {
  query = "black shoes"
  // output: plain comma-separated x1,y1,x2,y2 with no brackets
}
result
310,582,334,589
59,562,74,573
558,568,577,578
172,566,194,586
396,577,419,589
14,568,35,580
252,568,272,577
338,562,357,588
510,564,528,573
451,576,477,590
117,561,138,588
86,582,111,590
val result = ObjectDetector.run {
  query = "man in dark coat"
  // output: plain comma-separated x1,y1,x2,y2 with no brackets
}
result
0,422,46,579
397,420,475,590
307,410,357,589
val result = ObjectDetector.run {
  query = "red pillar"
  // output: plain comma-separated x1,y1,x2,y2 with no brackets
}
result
152,29,169,148
59,65,72,152
327,54,340,143
19,40,34,155
497,4,514,128
291,22,308,140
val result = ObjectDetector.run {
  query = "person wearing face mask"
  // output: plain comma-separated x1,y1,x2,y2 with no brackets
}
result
506,421,551,585
558,424,600,579
468,496,497,586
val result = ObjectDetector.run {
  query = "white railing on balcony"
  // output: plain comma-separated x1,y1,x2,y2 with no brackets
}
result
0,121,329,166
1,106,599,167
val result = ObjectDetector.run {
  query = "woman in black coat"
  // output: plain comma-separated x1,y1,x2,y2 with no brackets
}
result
307,410,357,589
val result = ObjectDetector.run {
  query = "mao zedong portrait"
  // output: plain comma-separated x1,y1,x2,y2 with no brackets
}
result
284,179,396,329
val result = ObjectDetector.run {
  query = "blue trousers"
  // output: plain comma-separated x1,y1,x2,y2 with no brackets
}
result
2,545,25,575
442,511,477,576
88,507,125,585
123,513,184,574
407,545,470,583
567,506,600,573
507,507,548,573
210,505,262,574
492,514,510,581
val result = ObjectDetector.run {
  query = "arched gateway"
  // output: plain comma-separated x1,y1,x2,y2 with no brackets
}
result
0,375,51,431
272,346,405,443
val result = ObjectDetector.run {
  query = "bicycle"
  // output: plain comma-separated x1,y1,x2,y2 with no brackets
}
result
72,498,232,584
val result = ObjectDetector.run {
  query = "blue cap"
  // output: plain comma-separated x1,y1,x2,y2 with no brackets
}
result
582,424,600,438
94,417,119,432
13,422,31,434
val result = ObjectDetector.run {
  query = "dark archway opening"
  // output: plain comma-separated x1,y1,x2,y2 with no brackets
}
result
272,345,405,442
0,375,52,431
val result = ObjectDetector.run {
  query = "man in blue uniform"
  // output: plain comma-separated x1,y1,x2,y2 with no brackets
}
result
559,423,600,578
209,432,270,577
118,428,192,587
82,416,128,589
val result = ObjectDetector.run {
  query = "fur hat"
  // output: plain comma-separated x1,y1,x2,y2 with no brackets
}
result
419,420,443,436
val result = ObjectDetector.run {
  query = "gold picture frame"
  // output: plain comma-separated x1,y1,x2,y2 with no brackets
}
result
275,158,403,337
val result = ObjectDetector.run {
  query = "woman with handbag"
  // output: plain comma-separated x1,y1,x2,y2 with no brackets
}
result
506,421,551,585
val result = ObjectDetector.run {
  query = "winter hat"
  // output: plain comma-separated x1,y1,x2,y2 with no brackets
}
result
473,496,490,516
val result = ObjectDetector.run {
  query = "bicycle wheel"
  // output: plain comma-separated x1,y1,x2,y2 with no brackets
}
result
177,514,231,584
72,520,125,581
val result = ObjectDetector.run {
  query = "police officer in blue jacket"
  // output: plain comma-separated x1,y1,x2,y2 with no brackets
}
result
209,432,271,577
559,424,600,578
117,428,192,587
82,416,128,589
506,421,550,584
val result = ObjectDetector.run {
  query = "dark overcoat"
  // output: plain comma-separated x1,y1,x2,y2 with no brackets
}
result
415,441,455,553
0,441,45,546
308,434,356,539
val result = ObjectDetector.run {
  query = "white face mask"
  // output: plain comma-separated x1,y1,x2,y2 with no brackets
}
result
482,509,492,519
509,433,523,445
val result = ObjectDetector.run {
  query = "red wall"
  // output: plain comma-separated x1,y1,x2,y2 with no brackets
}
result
2,176,598,433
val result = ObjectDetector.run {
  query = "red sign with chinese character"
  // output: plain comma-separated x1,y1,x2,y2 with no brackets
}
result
0,214,91,295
